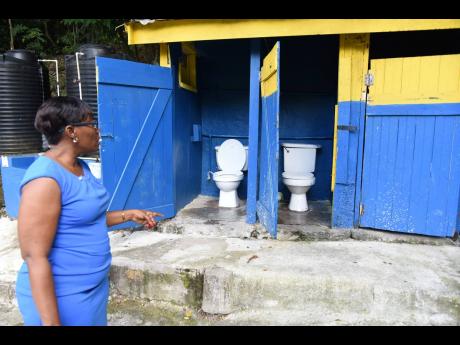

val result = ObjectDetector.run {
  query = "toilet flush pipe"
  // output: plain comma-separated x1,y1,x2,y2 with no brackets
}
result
38,59,60,96
75,52,85,100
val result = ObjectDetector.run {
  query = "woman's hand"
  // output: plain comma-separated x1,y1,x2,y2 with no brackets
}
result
106,210,164,228
126,210,164,229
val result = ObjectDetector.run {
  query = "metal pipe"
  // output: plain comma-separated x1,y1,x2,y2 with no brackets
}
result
75,52,85,100
37,59,60,96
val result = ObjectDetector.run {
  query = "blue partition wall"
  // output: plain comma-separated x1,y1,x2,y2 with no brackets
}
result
197,36,338,202
170,44,202,211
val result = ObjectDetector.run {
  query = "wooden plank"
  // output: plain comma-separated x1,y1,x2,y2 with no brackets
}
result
367,103,460,116
408,116,436,234
257,42,280,238
395,117,415,232
368,54,460,105
445,117,460,235
260,43,278,97
426,116,457,236
374,117,392,229
360,117,377,228
331,105,338,192
246,39,261,224
97,57,173,89
126,19,460,45
385,116,402,230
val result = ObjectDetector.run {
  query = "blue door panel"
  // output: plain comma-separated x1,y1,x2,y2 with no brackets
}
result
96,57,174,230
257,91,280,237
360,105,460,237
257,42,280,238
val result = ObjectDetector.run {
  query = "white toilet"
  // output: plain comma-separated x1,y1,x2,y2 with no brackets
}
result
212,139,248,208
281,143,321,212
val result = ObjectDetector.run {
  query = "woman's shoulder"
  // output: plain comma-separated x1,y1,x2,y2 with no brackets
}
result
20,156,65,190
25,155,60,174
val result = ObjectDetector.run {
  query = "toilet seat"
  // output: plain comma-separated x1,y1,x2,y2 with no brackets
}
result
282,172,315,187
282,172,315,181
213,139,246,208
213,171,244,182
216,139,246,173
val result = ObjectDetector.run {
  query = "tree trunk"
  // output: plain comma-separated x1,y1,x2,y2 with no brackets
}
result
43,21,56,47
8,19,14,50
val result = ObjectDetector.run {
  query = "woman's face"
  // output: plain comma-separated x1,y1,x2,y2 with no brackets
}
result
73,115,100,153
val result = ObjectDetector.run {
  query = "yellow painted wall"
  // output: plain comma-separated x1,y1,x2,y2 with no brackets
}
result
368,54,460,105
337,34,370,103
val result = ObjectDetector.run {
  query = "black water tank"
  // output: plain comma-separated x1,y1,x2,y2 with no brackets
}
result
65,44,116,118
0,49,48,154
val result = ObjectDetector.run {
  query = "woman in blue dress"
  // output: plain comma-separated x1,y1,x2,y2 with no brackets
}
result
16,96,162,326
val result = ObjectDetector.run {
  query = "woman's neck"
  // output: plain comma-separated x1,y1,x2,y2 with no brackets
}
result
46,143,80,167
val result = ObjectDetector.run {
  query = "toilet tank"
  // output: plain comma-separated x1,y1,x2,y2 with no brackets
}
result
215,145,249,171
281,143,321,174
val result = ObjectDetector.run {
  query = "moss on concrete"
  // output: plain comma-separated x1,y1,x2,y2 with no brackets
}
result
108,296,205,326
178,269,204,308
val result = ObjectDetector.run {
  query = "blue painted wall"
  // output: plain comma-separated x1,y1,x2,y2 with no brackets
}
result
197,36,338,201
197,39,251,198
170,44,202,211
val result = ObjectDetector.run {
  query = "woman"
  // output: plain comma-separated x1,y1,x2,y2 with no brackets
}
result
16,96,162,326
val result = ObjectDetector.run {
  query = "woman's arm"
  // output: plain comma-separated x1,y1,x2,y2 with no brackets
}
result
106,210,164,228
17,178,62,326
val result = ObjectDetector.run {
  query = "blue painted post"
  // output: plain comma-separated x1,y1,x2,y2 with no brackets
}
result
246,39,261,224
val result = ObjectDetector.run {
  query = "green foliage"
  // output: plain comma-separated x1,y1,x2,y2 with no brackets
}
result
1,19,132,58
12,24,46,52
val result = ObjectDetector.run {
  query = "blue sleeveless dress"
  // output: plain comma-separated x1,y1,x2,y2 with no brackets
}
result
15,156,112,326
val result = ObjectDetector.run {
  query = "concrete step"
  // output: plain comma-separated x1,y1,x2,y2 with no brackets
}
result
107,232,460,325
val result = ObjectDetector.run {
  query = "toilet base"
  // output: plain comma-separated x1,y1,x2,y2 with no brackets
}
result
219,190,240,208
288,193,308,212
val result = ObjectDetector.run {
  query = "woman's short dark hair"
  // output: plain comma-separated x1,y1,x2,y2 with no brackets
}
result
34,96,93,145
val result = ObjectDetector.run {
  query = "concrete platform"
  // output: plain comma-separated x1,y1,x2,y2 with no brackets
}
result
104,231,460,325
1,196,459,325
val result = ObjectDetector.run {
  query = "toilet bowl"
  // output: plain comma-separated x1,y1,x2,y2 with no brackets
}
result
282,172,315,212
212,139,247,208
281,143,320,212
213,171,244,207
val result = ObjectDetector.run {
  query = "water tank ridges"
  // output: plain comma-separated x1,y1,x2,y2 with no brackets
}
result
65,44,115,118
0,50,48,154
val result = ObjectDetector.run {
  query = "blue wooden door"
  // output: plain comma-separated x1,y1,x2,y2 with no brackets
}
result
96,57,175,229
257,42,280,238
360,54,460,237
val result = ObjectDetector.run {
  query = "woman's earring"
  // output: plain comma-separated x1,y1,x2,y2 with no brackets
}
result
72,136,79,143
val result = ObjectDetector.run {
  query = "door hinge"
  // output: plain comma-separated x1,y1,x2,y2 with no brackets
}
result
359,203,365,216
365,72,374,87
